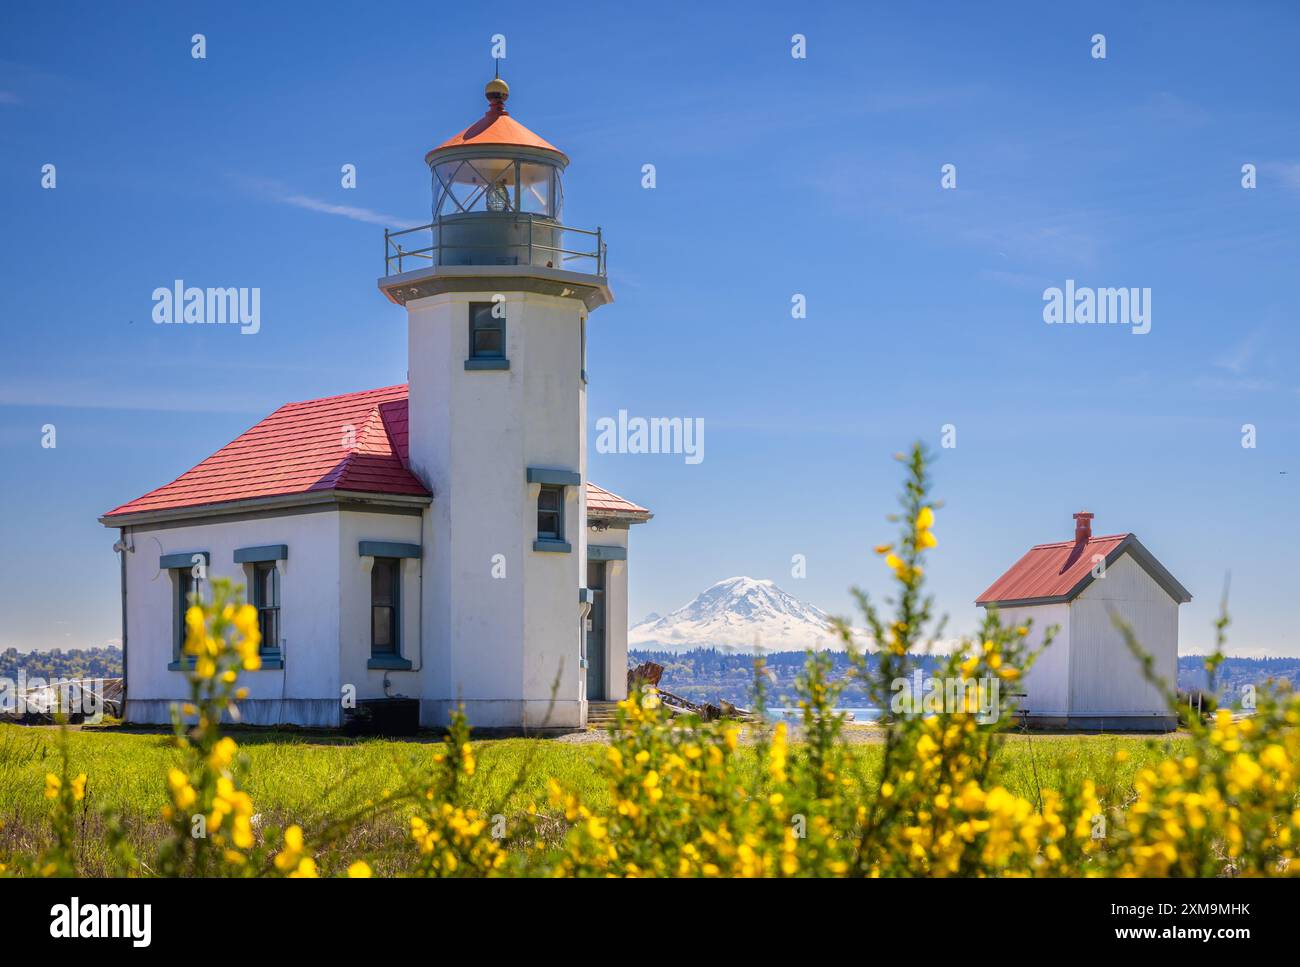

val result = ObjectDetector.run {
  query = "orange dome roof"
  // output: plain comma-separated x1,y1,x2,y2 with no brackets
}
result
426,79,565,163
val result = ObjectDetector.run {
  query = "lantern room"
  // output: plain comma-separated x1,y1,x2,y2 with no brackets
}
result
393,77,597,273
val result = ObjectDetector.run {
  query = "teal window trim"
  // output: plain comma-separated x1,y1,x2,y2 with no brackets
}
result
367,655,413,670
160,551,209,570
234,544,288,564
536,483,564,544
465,358,510,371
250,560,282,657
588,544,627,562
533,539,572,553
358,541,421,559
174,657,284,671
170,565,203,665
526,467,581,486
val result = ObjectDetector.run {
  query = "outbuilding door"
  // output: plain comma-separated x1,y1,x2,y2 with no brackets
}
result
586,562,607,701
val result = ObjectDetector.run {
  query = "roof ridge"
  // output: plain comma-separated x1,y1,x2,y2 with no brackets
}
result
281,383,408,409
1028,532,1130,549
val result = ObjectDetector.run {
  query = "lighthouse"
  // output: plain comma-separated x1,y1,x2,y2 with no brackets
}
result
379,78,613,730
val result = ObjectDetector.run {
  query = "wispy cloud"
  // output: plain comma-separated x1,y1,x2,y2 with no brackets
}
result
0,380,270,415
1214,330,1262,376
231,175,418,228
1262,161,1300,194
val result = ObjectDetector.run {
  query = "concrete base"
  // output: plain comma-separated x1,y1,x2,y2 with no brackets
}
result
127,698,343,728
1022,713,1178,732
419,698,586,731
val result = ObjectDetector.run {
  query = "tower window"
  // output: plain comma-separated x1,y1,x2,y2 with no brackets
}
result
466,302,509,371
537,485,564,542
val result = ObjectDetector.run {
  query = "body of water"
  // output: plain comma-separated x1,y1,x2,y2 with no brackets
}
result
765,707,883,723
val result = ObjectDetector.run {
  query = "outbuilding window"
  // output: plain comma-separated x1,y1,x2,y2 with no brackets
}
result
161,551,209,669
371,558,400,657
252,562,280,653
175,569,197,660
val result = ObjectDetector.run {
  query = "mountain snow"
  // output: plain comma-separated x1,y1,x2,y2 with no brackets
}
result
629,576,844,653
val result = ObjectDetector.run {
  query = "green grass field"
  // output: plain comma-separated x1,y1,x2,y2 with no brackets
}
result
0,723,1188,875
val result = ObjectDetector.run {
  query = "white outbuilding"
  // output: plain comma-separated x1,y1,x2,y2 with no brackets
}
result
976,512,1191,731
100,77,652,732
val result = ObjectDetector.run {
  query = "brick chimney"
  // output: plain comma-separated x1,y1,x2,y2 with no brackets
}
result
1073,511,1094,543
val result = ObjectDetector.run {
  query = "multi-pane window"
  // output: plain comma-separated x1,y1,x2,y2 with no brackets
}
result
537,485,564,542
469,302,505,359
371,558,400,656
175,569,197,659
253,562,280,653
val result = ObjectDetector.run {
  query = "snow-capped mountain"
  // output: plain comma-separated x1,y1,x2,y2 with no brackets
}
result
629,576,844,654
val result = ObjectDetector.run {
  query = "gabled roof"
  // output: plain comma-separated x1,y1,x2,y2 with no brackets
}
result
976,533,1191,608
101,386,650,528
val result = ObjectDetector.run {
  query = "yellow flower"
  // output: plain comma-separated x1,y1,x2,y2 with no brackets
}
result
44,773,61,799
916,506,935,531
347,860,373,878
71,774,87,802
209,736,238,770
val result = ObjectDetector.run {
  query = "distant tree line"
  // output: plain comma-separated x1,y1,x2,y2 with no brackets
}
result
630,649,1300,709
0,646,123,682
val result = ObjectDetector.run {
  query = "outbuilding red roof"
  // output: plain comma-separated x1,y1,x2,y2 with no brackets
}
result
102,386,649,526
976,529,1191,607
586,482,652,521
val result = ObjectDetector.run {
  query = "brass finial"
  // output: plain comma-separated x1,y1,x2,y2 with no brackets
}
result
485,76,509,111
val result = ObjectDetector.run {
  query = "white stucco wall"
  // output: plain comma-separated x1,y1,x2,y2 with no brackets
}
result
119,510,346,726
407,289,589,729
989,602,1071,718
1068,552,1177,717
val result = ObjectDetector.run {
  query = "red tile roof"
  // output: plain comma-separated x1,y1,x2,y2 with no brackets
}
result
103,386,651,526
976,533,1191,607
103,385,427,519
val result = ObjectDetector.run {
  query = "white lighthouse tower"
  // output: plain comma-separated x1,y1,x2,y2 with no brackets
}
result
379,77,611,730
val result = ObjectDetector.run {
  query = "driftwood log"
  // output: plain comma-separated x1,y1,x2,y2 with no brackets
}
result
627,661,664,690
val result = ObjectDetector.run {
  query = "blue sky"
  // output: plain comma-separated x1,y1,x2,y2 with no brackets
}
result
1,1,1297,656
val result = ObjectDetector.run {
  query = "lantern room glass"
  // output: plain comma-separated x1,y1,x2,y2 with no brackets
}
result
432,158,563,220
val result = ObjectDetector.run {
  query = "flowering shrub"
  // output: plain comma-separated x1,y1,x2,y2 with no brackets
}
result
3,443,1297,877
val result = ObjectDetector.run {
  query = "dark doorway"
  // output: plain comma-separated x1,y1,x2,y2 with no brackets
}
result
586,561,607,700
